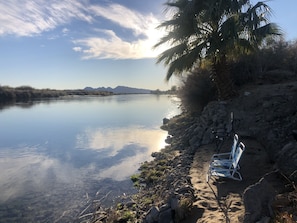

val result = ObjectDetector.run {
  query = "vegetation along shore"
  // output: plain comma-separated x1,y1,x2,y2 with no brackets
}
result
0,85,113,104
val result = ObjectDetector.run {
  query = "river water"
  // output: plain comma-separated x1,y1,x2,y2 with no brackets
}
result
0,94,180,222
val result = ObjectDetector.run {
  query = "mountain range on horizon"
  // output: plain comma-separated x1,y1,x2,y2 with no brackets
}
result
84,85,152,94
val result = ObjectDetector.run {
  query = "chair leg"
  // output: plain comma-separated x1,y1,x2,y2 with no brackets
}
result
230,171,242,181
206,168,211,182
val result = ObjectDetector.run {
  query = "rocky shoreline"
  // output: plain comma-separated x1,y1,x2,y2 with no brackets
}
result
88,80,297,223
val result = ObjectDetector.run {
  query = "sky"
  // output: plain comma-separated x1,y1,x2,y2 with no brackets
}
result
0,0,296,90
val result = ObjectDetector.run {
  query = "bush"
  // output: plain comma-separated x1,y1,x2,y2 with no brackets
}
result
230,39,297,86
230,53,262,86
178,68,217,113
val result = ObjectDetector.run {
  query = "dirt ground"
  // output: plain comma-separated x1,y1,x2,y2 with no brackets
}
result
183,138,275,223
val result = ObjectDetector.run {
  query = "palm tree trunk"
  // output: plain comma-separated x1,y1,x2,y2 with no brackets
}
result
212,57,237,100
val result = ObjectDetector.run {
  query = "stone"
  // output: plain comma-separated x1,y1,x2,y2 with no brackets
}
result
276,142,297,182
170,197,179,211
201,128,214,145
159,204,170,212
256,216,271,223
125,201,136,208
163,118,170,125
189,135,199,147
165,136,173,144
243,178,276,223
158,208,173,223
145,206,159,223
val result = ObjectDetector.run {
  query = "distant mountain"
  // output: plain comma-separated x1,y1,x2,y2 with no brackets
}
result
84,85,152,94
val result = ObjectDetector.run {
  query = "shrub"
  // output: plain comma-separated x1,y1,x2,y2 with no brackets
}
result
229,53,262,86
130,174,140,183
230,39,297,86
178,68,217,113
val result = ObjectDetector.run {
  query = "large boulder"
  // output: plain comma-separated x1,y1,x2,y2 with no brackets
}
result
276,141,297,183
243,177,276,223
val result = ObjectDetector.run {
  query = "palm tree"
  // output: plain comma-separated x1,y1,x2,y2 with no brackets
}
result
155,0,281,99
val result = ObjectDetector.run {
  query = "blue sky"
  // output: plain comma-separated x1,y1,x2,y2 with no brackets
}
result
0,0,296,90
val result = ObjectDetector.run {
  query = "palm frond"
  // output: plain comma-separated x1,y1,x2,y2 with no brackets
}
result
253,23,282,43
166,48,201,80
155,0,281,83
156,42,188,65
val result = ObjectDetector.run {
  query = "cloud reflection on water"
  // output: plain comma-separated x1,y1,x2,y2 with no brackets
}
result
0,95,180,222
0,125,168,202
0,146,80,202
0,126,167,202
76,125,168,180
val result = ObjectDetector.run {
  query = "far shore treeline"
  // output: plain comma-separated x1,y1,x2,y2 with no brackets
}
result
0,85,113,104
0,85,176,105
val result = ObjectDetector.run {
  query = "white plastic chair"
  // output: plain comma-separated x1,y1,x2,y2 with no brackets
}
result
210,134,239,167
207,142,245,182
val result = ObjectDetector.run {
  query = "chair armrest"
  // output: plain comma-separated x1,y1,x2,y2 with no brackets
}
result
210,160,232,169
211,152,231,160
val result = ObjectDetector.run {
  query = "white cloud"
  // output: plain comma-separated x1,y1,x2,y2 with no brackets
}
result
73,46,82,52
0,0,92,36
73,3,168,59
62,27,69,35
73,29,159,59
0,1,168,59
89,4,152,37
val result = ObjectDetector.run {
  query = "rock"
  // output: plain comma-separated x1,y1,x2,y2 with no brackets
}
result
145,206,159,223
292,130,297,141
176,185,195,196
125,201,136,208
158,208,173,223
243,177,276,223
170,196,179,211
189,135,199,147
165,136,173,144
163,118,170,125
276,142,297,182
256,216,271,223
201,128,213,145
159,204,170,212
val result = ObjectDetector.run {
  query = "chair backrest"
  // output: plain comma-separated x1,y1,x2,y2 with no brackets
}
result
232,142,245,169
230,134,239,159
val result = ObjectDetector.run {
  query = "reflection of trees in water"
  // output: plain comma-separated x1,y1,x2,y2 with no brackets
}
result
0,95,115,111
0,100,47,111
0,86,112,111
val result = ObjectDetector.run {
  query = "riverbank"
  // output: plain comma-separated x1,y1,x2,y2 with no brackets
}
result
87,79,297,222
0,85,113,105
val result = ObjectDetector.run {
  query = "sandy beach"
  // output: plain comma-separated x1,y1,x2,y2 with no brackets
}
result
184,138,275,223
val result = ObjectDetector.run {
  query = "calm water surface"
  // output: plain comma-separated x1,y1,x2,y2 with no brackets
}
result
0,94,180,222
